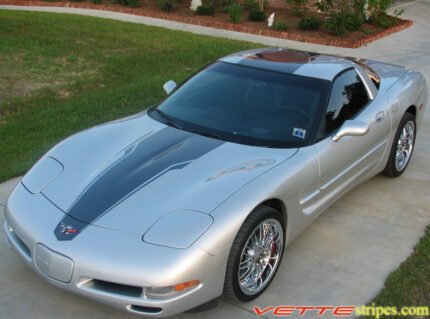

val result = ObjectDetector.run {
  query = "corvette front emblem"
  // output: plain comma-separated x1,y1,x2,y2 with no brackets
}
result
60,224,79,236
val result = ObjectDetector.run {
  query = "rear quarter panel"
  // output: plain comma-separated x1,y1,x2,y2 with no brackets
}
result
373,70,427,173
391,71,427,130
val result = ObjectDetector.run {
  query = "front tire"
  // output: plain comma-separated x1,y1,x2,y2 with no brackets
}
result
383,112,416,177
223,206,285,302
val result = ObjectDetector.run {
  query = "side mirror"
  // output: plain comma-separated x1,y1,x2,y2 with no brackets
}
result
332,120,370,142
163,80,177,95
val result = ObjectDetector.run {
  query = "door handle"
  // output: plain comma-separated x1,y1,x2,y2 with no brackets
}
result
375,111,385,123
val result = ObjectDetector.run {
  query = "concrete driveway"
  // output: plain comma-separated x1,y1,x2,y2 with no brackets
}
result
1,1,430,318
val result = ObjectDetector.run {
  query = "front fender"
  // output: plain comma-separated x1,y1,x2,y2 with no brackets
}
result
194,146,320,257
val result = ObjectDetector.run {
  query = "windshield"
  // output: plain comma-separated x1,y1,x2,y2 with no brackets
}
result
150,62,330,148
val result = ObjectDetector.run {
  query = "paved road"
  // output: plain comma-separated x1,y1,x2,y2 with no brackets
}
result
1,1,429,318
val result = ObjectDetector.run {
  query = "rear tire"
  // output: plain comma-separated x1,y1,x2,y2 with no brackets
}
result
224,206,285,302
383,112,416,177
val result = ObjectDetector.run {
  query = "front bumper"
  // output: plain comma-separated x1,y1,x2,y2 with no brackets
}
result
3,183,225,317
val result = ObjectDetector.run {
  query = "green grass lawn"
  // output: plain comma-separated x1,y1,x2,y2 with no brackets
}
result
362,226,430,316
0,11,254,182
0,10,428,316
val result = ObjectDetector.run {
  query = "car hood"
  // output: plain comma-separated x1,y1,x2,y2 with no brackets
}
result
36,113,297,235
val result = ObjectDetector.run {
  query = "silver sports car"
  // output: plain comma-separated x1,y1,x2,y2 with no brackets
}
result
4,48,427,317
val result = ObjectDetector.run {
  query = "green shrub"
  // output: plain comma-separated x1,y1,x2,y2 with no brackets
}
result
248,9,266,21
345,12,363,30
114,0,141,7
227,3,243,23
317,0,365,36
286,0,308,17
370,13,396,28
243,0,268,10
243,0,258,10
298,16,321,30
323,11,364,35
70,0,85,2
156,0,177,11
367,0,395,18
361,27,372,34
291,6,305,16
201,0,217,7
125,0,140,6
324,11,348,35
271,21,288,30
196,4,215,15
220,0,235,9
90,0,102,4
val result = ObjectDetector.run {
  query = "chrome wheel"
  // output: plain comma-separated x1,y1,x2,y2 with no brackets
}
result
395,120,415,172
238,219,283,295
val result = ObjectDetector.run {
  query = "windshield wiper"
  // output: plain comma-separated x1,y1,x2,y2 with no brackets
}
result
150,108,224,141
150,108,182,130
185,128,224,141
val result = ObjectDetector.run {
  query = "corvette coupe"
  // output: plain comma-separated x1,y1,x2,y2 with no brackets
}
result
4,48,427,317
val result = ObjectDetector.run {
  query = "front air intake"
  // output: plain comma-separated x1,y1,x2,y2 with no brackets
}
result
82,279,143,298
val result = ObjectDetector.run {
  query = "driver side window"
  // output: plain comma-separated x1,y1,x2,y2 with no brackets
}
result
323,69,370,135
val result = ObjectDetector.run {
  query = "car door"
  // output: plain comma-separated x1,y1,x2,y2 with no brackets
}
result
314,67,391,211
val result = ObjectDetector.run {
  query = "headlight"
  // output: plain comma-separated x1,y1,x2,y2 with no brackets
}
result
143,210,213,249
21,157,63,194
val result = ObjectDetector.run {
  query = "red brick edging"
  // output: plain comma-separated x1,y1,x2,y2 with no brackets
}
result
1,0,413,48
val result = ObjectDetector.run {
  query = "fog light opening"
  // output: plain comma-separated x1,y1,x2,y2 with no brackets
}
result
128,305,162,314
145,280,200,300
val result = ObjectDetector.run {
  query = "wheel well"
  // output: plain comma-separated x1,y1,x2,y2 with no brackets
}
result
406,105,417,117
259,199,287,227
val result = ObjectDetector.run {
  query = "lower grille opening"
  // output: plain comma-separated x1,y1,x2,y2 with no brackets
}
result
129,305,163,314
83,279,143,298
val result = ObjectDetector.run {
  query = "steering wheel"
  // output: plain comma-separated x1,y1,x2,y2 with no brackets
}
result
279,105,311,124
186,102,249,132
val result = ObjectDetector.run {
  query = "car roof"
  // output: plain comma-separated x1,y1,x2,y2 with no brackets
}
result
218,48,356,81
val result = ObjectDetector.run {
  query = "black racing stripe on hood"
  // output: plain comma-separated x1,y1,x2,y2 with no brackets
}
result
54,127,224,241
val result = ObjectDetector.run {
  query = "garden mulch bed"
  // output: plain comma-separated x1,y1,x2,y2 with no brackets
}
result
0,0,413,48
